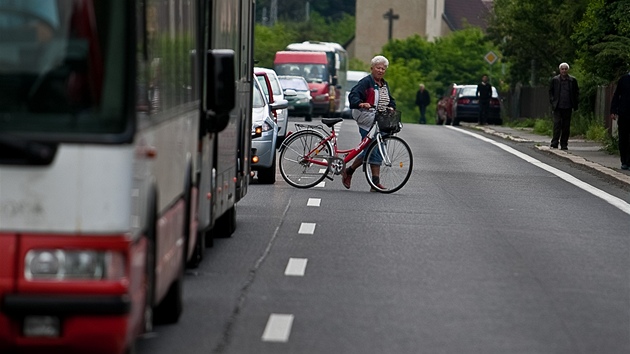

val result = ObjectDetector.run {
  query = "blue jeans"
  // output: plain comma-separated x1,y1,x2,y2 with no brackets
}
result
357,127,383,165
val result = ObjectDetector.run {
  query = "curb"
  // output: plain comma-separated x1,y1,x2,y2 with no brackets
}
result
472,125,630,187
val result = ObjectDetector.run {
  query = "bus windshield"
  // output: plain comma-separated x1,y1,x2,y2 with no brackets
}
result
0,0,126,138
274,64,328,83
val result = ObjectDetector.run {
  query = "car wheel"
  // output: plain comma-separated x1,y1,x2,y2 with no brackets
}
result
257,154,276,184
305,114,312,121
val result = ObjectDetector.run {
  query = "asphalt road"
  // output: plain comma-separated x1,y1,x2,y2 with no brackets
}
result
137,120,630,354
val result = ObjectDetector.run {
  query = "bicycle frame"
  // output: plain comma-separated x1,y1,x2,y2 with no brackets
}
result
293,120,390,170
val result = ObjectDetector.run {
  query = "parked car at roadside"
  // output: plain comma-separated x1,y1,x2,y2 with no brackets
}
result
277,75,313,121
254,67,290,144
436,83,461,125
452,85,502,125
341,70,370,119
251,74,288,184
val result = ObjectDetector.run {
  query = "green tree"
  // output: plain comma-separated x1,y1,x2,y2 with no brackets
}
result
487,0,589,86
573,0,630,82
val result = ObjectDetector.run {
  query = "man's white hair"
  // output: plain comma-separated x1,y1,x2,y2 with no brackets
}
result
559,62,570,70
371,55,389,68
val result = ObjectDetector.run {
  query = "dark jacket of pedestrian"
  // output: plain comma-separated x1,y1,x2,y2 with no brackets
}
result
476,82,492,101
549,74,579,110
415,88,430,107
611,73,630,115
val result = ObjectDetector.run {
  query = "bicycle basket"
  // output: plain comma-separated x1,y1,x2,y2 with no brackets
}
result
375,109,402,133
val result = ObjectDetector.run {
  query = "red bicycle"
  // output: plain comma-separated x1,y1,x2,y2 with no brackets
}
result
278,109,413,193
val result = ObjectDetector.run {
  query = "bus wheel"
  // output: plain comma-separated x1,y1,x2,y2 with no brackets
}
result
153,261,183,325
214,204,237,238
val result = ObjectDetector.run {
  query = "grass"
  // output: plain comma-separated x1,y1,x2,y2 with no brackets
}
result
506,113,620,156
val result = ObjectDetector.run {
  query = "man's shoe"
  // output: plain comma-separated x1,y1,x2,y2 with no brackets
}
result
622,164,629,170
369,183,386,192
550,144,558,149
560,146,568,150
341,169,352,189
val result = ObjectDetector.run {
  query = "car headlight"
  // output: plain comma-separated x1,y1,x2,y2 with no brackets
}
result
25,250,125,280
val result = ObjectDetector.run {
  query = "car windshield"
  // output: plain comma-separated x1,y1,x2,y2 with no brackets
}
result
460,86,499,98
252,83,265,108
275,64,329,83
278,77,309,91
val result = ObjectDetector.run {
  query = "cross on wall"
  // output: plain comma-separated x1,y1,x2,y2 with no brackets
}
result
383,8,399,41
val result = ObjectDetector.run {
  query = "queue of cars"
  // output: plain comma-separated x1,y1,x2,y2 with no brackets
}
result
251,70,289,184
436,83,503,125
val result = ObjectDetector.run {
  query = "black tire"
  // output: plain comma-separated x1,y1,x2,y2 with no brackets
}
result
153,264,184,325
279,130,332,188
257,153,276,184
305,114,312,121
214,204,237,238
364,136,413,194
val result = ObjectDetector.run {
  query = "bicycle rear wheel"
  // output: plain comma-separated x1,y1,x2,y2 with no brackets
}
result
364,135,413,193
279,131,332,188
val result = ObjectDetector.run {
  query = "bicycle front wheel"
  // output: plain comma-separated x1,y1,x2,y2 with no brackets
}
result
364,136,413,194
279,131,333,188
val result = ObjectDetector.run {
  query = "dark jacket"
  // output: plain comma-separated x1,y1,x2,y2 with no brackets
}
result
611,73,630,115
476,83,492,101
348,75,396,109
549,74,579,110
415,89,430,107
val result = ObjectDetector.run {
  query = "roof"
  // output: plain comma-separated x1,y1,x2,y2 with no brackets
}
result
443,0,491,31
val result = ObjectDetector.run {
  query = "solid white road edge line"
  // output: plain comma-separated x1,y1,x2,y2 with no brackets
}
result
285,258,308,276
261,314,294,342
450,126,630,216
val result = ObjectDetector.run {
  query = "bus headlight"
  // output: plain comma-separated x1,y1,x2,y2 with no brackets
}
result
25,250,125,280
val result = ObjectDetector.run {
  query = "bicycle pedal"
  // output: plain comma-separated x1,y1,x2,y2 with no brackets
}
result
324,173,334,181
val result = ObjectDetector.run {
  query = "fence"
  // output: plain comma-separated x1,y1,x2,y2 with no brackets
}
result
504,83,617,133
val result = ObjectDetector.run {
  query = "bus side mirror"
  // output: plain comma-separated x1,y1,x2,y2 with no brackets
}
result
205,49,235,133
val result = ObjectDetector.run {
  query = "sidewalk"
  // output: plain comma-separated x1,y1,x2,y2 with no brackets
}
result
462,123,630,187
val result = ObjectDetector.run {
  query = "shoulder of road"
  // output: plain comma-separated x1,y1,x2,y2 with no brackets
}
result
460,123,630,187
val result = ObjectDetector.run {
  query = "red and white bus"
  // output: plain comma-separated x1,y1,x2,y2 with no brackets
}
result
0,0,253,353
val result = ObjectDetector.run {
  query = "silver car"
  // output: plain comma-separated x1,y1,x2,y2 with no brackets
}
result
254,67,290,146
251,75,287,184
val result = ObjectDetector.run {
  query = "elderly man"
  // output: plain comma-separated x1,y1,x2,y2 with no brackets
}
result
549,62,579,150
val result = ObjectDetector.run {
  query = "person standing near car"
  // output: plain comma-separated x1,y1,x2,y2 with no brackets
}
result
610,71,630,170
415,83,430,124
549,62,579,150
476,74,492,125
342,55,396,192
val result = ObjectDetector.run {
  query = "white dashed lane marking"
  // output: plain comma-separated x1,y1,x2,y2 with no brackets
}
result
261,314,294,342
284,258,308,276
307,198,321,207
298,222,316,234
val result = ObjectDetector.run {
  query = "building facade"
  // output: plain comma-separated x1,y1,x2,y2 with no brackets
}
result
352,0,491,64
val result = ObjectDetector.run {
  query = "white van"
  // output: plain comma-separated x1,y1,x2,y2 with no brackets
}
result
254,67,290,145
342,70,370,118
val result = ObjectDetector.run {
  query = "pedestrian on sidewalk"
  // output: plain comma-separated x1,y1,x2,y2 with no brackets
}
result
415,83,430,124
549,62,579,150
610,71,630,170
476,75,492,125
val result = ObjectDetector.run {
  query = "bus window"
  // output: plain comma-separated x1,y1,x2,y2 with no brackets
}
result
0,0,122,138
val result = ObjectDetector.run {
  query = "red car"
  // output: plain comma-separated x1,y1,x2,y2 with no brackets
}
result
436,84,461,125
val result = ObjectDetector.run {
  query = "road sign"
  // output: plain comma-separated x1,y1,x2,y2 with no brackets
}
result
484,51,498,65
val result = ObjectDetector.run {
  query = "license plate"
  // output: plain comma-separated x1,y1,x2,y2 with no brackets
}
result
472,99,479,104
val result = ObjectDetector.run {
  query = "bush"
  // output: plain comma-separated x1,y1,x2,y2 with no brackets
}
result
533,119,553,136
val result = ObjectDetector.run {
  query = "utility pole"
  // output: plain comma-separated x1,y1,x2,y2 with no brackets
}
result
383,8,399,41
270,0,277,26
